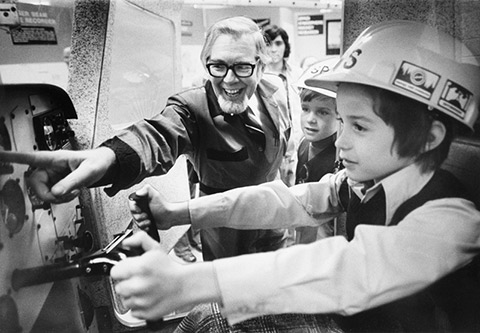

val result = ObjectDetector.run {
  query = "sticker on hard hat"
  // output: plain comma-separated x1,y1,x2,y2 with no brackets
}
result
309,63,332,76
393,61,440,100
343,49,361,69
438,80,471,119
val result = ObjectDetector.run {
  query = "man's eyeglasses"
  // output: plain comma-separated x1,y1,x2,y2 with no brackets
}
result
206,63,256,78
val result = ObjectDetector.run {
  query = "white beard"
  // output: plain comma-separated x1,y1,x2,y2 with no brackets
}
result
218,94,249,115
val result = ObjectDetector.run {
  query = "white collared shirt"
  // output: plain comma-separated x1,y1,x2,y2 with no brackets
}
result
189,163,480,324
349,164,434,225
247,92,262,122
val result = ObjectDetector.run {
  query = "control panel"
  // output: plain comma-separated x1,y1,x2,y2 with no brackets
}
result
0,84,97,332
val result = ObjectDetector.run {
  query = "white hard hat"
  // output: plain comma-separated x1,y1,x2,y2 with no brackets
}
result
296,56,340,98
305,20,480,131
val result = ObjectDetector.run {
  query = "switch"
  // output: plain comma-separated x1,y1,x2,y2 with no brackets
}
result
57,231,94,252
0,3,19,26
0,179,25,236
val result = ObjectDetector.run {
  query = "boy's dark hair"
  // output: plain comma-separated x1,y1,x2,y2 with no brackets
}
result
263,25,291,58
300,88,320,102
368,85,457,172
299,88,334,103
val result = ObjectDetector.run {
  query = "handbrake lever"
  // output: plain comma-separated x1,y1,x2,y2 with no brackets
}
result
11,228,165,330
128,192,160,242
11,229,135,291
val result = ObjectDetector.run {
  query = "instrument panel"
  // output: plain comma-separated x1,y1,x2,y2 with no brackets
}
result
0,84,97,332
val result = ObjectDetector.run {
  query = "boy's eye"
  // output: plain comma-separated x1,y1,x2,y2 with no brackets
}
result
317,110,331,116
353,123,366,132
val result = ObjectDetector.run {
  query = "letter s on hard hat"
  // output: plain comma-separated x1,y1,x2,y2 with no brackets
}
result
296,56,340,98
305,20,480,131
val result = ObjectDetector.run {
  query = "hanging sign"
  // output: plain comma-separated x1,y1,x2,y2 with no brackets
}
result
9,4,58,44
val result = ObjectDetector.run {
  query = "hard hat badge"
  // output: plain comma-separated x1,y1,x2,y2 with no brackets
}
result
438,80,472,120
393,61,439,100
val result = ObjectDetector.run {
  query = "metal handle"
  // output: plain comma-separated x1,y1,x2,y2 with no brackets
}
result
128,192,160,242
146,319,165,330
12,262,82,291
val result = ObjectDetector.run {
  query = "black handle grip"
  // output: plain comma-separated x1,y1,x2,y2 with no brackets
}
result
128,192,160,242
12,262,82,291
146,319,165,330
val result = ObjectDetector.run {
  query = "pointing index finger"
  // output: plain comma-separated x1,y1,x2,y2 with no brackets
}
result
0,151,54,167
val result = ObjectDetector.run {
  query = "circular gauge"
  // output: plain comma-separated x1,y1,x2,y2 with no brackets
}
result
1,179,26,236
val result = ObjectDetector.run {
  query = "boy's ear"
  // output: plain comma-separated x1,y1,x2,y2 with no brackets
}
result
425,119,446,152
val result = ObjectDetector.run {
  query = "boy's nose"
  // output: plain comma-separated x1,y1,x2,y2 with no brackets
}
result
334,127,348,149
307,113,317,123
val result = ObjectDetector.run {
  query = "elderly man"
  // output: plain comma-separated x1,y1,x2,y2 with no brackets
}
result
6,16,292,261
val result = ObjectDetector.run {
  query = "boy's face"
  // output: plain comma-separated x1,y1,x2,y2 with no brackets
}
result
208,34,261,115
335,83,416,183
300,94,337,143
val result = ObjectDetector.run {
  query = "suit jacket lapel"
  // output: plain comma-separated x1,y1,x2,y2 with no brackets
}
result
256,79,281,134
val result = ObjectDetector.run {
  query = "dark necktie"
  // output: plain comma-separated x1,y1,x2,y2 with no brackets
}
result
345,185,386,241
238,108,266,150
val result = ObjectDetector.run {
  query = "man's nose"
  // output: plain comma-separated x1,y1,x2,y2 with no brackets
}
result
223,68,238,82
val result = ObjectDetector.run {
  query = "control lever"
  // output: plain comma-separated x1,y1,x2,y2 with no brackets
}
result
128,192,160,242
11,228,165,330
11,229,136,291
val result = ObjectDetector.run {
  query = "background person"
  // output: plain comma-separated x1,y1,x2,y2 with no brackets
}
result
264,24,303,187
294,60,339,244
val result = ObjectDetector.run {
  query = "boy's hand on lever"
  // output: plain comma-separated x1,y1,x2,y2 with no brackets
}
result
128,184,191,231
111,231,220,321
0,148,116,203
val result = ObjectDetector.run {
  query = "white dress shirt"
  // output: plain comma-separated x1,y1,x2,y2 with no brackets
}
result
188,163,480,324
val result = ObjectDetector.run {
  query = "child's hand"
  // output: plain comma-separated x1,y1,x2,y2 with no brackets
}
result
110,232,187,319
111,231,219,320
128,185,175,230
128,184,191,230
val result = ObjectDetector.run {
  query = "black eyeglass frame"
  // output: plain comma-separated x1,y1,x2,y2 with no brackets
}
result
206,62,257,78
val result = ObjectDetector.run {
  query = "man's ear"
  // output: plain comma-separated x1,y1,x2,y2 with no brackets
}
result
425,119,446,152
